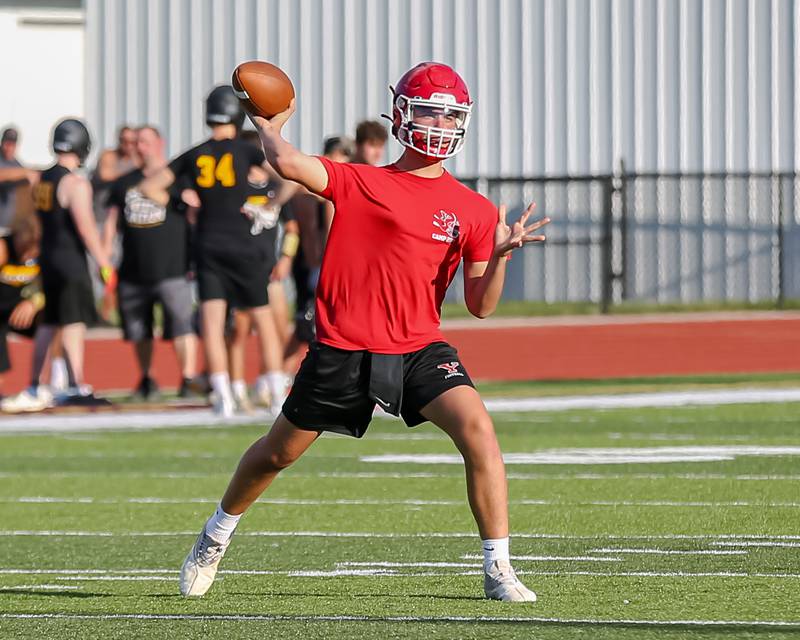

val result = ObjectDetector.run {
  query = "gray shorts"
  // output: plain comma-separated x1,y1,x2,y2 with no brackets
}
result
118,277,195,342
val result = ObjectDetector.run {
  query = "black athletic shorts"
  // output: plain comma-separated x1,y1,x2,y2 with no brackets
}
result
197,245,270,309
118,277,195,342
282,341,475,438
41,271,97,326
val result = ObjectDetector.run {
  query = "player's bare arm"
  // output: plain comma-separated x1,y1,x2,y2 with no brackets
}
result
250,100,328,195
463,203,549,318
138,167,175,206
103,205,119,257
0,167,39,185
60,175,112,270
96,149,124,183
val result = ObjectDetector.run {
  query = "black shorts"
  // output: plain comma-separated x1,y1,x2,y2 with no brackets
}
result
118,277,195,342
41,271,97,327
197,246,270,309
282,341,475,438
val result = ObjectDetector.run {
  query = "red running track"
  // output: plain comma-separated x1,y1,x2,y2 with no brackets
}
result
3,313,799,394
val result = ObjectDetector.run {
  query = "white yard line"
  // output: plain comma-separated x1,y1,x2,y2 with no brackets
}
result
2,568,800,580
1,387,798,434
5,496,800,508
362,445,800,466
588,548,747,556
2,530,800,540
711,541,800,548
0,612,799,627
3,471,800,481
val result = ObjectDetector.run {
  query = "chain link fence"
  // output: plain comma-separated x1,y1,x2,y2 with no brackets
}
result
451,172,799,311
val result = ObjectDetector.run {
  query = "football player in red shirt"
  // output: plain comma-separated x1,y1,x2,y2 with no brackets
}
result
180,62,549,602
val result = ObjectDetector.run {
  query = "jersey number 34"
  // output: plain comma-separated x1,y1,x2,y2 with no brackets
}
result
196,153,236,188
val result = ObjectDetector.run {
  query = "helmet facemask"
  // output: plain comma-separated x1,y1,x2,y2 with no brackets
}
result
393,93,472,159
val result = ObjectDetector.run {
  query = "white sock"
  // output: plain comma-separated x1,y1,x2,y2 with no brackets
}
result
50,357,69,392
266,371,287,405
482,537,510,570
209,371,234,407
231,379,247,399
205,503,241,542
255,374,270,395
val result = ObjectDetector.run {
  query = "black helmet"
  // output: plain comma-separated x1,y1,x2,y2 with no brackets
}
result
205,85,244,129
52,118,91,163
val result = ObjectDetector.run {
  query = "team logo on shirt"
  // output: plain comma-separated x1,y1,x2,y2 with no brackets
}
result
437,361,464,379
432,210,460,244
124,188,167,227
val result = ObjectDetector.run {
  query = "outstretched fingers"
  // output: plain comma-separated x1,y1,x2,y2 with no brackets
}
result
497,203,507,225
518,202,536,227
524,216,551,234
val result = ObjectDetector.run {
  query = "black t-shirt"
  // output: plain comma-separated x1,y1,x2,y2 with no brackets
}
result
35,164,89,277
168,137,264,252
107,168,189,284
0,235,39,315
243,176,294,268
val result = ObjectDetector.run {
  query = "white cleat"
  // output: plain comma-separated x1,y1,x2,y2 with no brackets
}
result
210,392,235,419
484,560,538,602
179,525,232,597
233,388,256,416
1,386,54,414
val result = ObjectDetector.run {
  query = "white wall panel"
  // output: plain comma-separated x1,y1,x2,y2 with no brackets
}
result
82,0,800,303
84,0,800,176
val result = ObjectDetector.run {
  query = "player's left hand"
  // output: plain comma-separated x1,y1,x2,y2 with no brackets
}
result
493,202,549,258
9,300,36,330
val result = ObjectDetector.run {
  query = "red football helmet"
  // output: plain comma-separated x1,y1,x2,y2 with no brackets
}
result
386,62,473,159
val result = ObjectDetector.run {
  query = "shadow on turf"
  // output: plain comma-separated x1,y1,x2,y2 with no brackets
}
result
0,589,112,598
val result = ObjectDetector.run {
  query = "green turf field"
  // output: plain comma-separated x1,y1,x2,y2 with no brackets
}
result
1,400,799,639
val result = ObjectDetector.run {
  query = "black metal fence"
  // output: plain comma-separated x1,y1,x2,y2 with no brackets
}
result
453,172,799,312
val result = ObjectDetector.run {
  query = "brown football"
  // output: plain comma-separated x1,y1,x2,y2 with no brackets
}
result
231,61,295,119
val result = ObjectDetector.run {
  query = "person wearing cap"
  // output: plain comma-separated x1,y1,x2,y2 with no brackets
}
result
0,127,39,235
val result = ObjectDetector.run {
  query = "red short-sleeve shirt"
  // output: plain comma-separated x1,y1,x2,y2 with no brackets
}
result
315,157,496,354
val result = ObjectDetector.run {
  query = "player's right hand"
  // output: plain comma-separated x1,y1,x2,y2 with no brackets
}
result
250,98,296,135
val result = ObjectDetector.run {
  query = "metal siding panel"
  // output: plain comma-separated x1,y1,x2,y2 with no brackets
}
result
657,0,679,172
522,0,545,175
633,0,657,170
612,0,634,171
772,0,794,171
748,0,771,171
726,0,748,171
566,0,590,175
589,0,612,174
679,0,702,171
544,0,567,174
